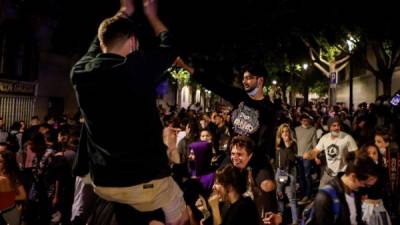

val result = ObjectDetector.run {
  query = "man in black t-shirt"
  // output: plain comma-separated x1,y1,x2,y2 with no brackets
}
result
175,59,277,171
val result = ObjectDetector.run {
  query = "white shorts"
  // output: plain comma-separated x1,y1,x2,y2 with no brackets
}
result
92,176,186,224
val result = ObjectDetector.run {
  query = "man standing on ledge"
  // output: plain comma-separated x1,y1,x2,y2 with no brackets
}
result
175,58,277,170
70,0,188,224
174,58,278,221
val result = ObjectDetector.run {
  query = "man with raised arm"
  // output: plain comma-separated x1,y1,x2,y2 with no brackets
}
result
70,1,188,224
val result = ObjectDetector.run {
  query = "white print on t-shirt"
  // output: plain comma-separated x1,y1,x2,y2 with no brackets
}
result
231,102,260,136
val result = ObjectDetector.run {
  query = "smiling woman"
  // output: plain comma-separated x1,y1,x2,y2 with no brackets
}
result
212,164,260,225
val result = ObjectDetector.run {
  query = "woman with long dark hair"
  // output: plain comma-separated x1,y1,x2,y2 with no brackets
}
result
358,142,392,225
212,165,259,225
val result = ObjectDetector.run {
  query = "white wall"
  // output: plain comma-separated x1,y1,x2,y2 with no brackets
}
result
336,69,400,107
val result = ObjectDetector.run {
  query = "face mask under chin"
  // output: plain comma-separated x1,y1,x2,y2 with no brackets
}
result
247,87,259,97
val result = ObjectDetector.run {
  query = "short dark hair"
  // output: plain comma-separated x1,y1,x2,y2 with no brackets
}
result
300,113,312,121
230,135,255,155
98,16,138,48
215,164,248,195
327,116,341,128
241,63,268,78
345,151,379,181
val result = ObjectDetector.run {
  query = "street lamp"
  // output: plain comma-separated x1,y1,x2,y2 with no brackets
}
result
302,63,310,105
347,36,355,115
272,80,277,85
347,36,355,52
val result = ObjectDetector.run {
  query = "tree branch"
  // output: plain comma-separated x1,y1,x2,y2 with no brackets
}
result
318,50,330,67
390,42,400,70
294,71,304,79
336,60,349,73
302,36,322,63
336,44,349,54
372,42,388,71
364,55,383,81
300,36,311,48
302,36,329,77
309,48,316,61
335,54,350,65
313,61,330,77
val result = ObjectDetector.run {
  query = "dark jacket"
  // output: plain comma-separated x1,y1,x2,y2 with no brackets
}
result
70,32,177,187
314,174,365,225
276,142,297,173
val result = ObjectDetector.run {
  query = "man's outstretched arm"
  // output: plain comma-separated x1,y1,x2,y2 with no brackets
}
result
143,0,167,36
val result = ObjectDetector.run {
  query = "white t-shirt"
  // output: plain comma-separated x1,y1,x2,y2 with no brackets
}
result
176,131,186,147
316,129,324,140
316,131,358,175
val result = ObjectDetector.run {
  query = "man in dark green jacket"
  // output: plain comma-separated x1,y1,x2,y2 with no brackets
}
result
70,1,188,224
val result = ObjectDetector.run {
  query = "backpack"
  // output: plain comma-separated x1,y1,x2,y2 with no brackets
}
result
301,185,341,225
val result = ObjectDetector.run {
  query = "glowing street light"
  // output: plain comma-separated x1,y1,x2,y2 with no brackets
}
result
272,80,277,85
347,36,355,52
347,35,357,115
302,63,308,70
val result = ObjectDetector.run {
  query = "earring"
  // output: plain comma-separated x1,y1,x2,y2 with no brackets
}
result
127,39,132,54
131,38,135,53
135,39,139,51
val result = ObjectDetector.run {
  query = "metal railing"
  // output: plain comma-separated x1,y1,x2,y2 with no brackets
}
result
0,95,35,131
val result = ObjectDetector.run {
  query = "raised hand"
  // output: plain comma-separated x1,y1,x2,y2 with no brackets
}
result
174,57,195,74
162,126,179,151
119,0,135,18
143,0,158,19
262,212,282,225
142,0,167,36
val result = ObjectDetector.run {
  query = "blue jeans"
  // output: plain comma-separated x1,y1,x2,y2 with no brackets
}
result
297,157,312,198
275,169,298,223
